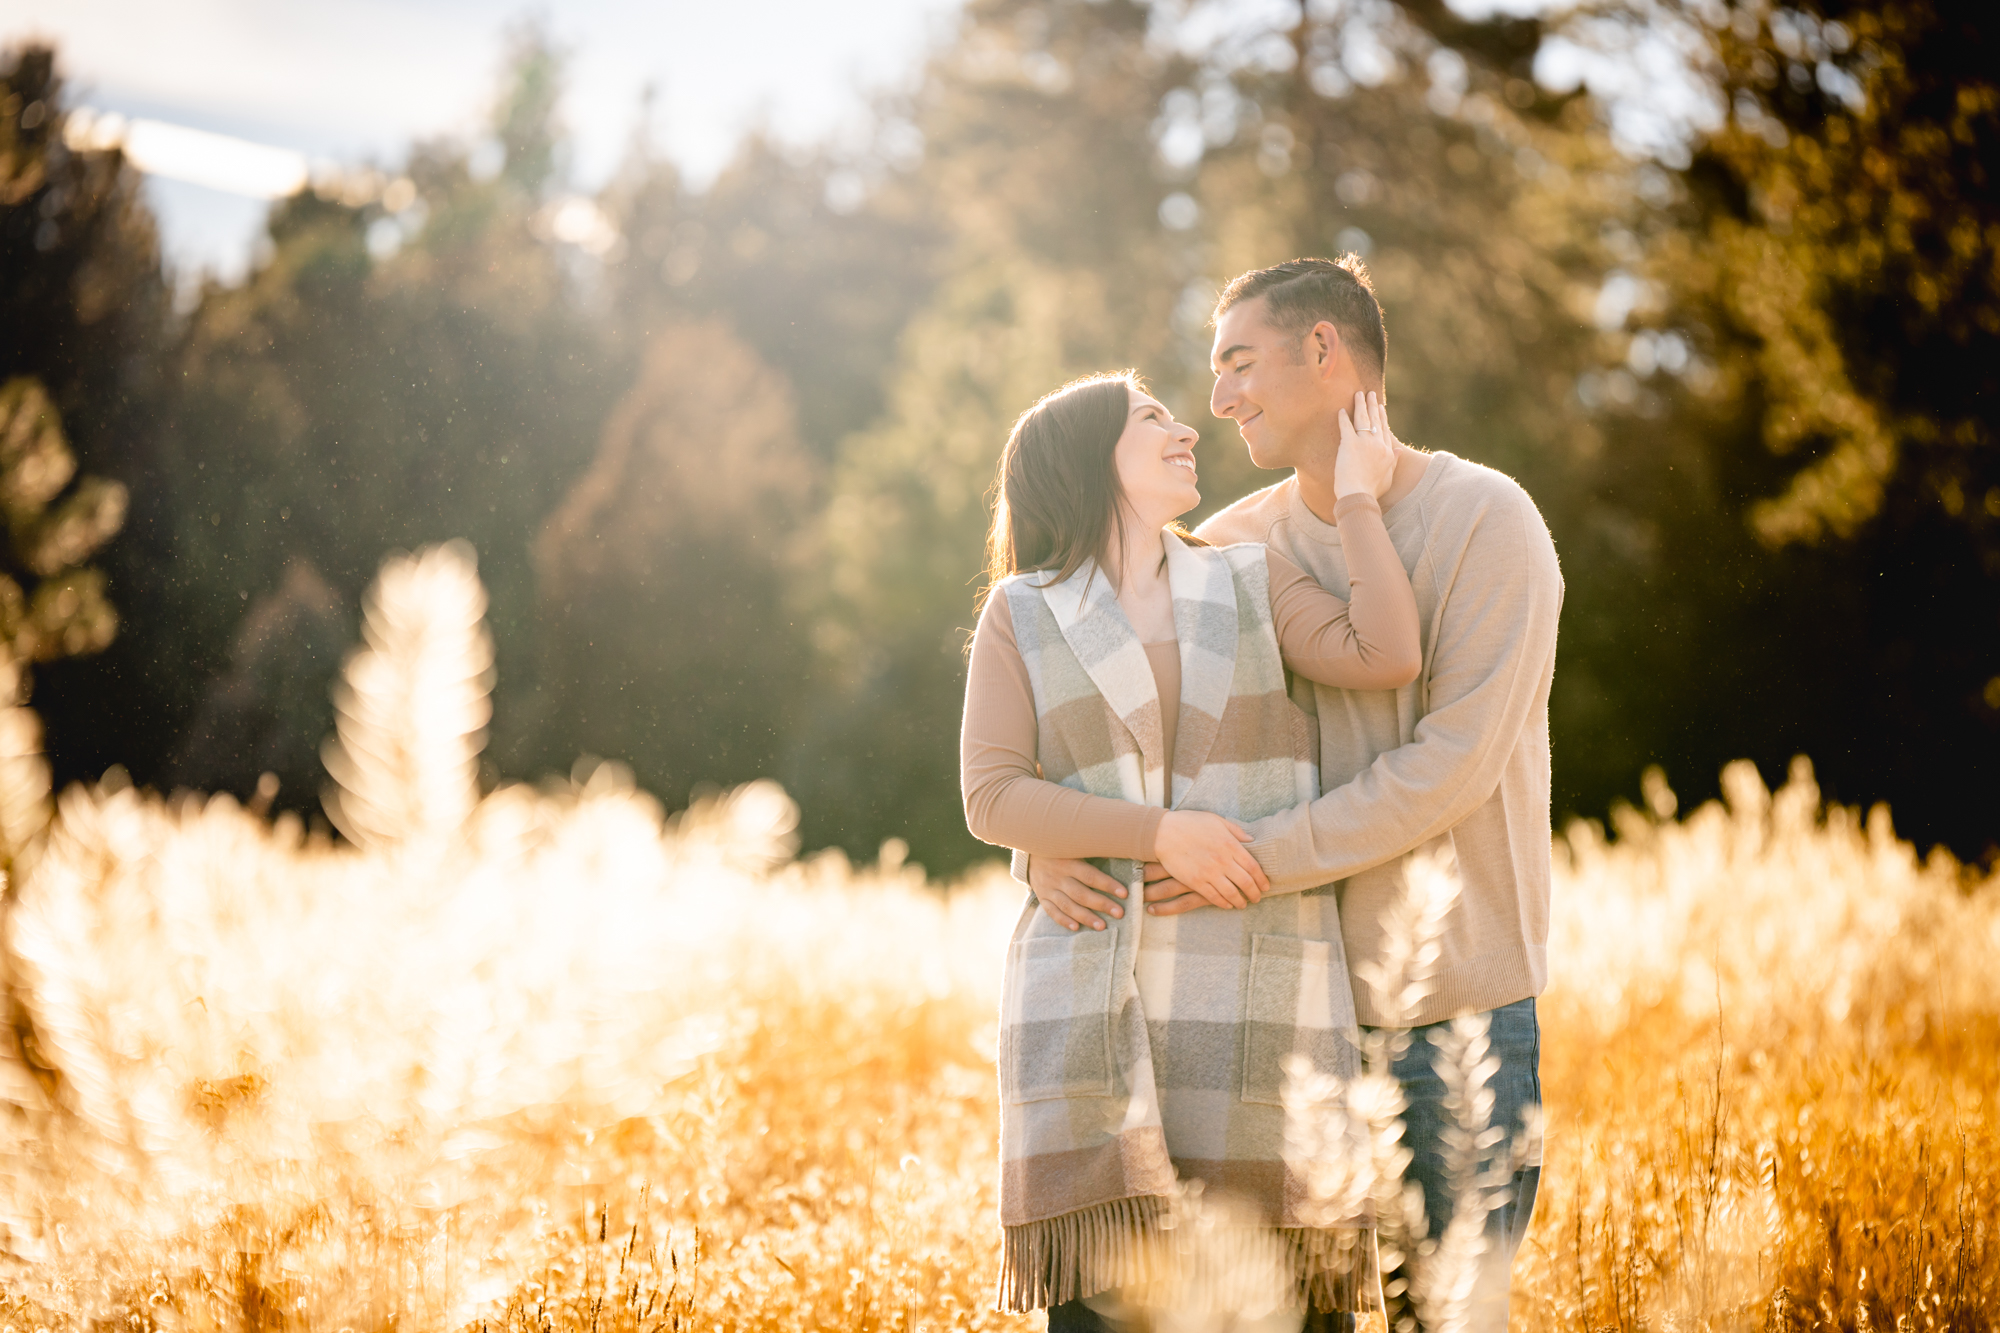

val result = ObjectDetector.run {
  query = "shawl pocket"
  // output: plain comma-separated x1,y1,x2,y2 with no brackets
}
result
1001,932,1118,1104
1241,933,1348,1107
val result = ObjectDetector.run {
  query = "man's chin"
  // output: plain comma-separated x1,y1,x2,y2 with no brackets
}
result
1244,440,1291,472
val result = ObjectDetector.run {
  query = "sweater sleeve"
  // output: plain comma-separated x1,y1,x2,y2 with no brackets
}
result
1245,492,1563,892
962,591,1165,861
1267,494,1421,690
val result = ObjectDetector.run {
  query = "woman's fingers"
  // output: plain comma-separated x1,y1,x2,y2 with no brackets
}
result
1226,855,1264,905
1195,873,1246,910
1222,821,1267,899
1337,407,1355,443
1150,813,1270,912
1194,856,1262,908
1194,855,1264,909
1229,820,1266,894
1371,390,1399,451
1235,849,1268,900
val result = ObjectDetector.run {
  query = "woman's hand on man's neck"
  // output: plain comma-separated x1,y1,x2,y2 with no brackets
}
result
1296,441,1429,524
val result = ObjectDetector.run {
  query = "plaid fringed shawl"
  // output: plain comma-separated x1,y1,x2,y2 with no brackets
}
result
993,534,1364,1313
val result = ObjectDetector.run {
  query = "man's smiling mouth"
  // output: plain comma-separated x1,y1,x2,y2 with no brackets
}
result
1238,410,1263,431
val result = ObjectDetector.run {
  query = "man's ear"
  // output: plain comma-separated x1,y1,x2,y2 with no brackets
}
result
1310,321,1344,380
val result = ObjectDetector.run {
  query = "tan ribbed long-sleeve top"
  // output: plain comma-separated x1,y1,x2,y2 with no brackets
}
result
961,493,1418,862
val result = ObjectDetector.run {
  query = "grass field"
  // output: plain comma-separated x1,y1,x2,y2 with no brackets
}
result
0,545,1993,1332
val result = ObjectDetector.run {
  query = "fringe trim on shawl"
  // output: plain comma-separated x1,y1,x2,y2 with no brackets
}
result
997,1197,1376,1315
1280,1226,1378,1313
997,1195,1172,1313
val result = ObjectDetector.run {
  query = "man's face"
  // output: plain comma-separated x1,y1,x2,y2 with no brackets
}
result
1209,297,1334,471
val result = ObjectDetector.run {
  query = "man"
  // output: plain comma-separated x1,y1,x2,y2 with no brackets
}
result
1019,256,1562,1330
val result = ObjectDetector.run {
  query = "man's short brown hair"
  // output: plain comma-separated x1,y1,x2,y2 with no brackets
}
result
1214,256,1387,379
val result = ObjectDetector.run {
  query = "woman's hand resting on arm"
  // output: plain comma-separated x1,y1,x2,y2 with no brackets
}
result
1026,812,1269,931
1154,810,1268,909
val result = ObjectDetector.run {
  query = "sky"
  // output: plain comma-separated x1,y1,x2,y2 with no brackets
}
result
3,0,960,283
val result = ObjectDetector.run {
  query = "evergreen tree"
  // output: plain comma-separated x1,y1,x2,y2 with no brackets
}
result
605,133,944,468
0,379,125,674
74,34,617,807
6,3,1990,861
0,45,160,731
530,321,814,802
1641,0,1998,850
1168,0,1997,852
797,0,1191,868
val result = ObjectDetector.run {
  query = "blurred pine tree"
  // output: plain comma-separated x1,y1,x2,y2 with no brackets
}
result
605,134,943,468
1654,0,1999,852
0,47,154,714
93,33,616,807
0,379,125,673
792,0,1191,867
3,2,1990,864
1165,0,1996,857
531,323,815,804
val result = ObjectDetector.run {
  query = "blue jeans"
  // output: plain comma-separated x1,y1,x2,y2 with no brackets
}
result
1371,996,1543,1333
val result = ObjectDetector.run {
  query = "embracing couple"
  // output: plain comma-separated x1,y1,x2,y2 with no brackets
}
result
960,258,1563,1332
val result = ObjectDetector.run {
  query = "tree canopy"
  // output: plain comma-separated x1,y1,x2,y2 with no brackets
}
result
3,0,1993,870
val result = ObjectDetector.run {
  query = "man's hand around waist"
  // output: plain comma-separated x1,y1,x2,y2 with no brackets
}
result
1027,856,1128,932
1142,864,1212,917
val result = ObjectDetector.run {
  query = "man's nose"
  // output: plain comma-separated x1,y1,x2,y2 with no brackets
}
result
1210,377,1234,420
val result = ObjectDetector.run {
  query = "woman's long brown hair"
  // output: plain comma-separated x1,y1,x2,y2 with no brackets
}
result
980,371,1143,610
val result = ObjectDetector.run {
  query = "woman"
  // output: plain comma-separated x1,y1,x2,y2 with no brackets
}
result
960,371,1420,1329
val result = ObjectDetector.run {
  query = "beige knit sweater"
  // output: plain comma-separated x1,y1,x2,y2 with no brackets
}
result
1194,453,1563,1027
962,500,1417,863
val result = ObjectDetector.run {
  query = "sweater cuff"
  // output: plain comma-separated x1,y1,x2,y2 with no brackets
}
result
1333,491,1383,524
1244,807,1317,894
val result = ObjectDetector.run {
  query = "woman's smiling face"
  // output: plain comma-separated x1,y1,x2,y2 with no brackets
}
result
1111,386,1201,529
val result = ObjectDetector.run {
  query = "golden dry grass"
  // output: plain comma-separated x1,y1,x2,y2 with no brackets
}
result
1521,762,1997,1331
0,544,1992,1333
